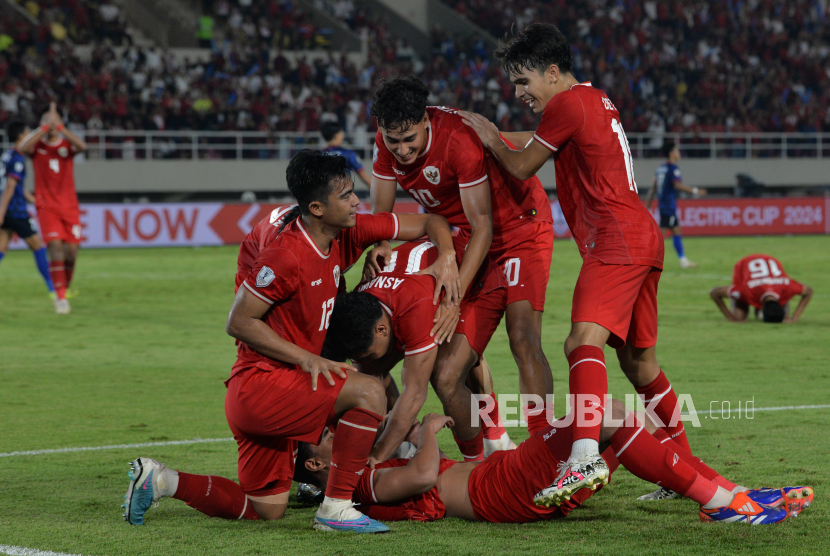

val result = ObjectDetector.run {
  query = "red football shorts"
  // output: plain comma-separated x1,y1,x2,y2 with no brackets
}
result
487,220,553,312
224,365,347,496
38,208,81,244
456,257,507,358
571,257,661,349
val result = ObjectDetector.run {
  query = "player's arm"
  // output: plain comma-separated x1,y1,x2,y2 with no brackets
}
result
23,189,36,205
370,413,453,502
784,284,813,323
384,373,400,412
357,167,372,187
709,286,746,322
674,182,706,196
59,125,88,154
459,111,552,180
500,131,535,148
17,126,49,156
226,288,354,389
457,181,493,295
364,176,399,279
370,348,437,464
0,176,18,223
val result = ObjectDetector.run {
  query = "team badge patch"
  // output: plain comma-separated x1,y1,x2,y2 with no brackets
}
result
256,266,276,287
423,166,440,185
373,143,379,163
58,146,69,158
333,265,341,287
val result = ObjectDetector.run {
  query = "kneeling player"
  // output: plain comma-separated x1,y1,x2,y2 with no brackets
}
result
710,254,812,323
324,238,511,465
297,405,813,525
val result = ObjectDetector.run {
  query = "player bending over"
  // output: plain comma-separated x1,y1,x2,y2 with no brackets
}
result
18,102,87,314
323,237,513,466
0,120,55,298
644,140,706,269
122,150,460,533
368,76,556,448
710,254,812,323
460,23,690,503
296,405,813,526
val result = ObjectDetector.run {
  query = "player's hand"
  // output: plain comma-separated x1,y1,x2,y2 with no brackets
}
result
698,188,708,196
782,316,796,324
298,355,353,391
405,421,421,446
362,241,393,281
416,252,461,307
49,102,60,128
430,302,460,345
458,110,501,149
366,455,383,469
420,413,454,435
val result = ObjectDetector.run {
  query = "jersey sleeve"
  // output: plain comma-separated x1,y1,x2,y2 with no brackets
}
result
242,246,299,305
449,128,488,188
340,212,400,269
396,298,437,356
6,155,24,180
672,166,682,182
787,279,804,297
347,150,364,172
533,91,585,152
371,132,396,181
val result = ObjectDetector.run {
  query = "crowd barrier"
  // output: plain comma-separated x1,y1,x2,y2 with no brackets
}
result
7,197,828,249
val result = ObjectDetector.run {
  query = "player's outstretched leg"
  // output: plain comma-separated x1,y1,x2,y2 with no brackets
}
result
122,457,259,525
314,372,389,533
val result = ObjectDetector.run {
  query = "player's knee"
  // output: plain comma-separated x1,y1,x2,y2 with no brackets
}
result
507,324,541,357
430,364,463,401
249,498,287,521
353,376,386,415
563,335,579,358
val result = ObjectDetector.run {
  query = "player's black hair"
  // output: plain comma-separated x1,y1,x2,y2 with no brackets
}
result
762,299,786,323
495,23,572,77
293,442,322,487
322,291,384,362
370,75,429,131
320,121,343,142
662,140,677,158
280,149,352,232
6,120,27,143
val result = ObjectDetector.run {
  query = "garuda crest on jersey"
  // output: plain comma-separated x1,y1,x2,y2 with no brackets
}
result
423,166,440,185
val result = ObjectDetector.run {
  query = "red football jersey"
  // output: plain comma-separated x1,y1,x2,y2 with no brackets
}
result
728,254,803,309
534,83,663,268
232,213,400,377
353,457,457,522
31,137,79,212
372,106,551,248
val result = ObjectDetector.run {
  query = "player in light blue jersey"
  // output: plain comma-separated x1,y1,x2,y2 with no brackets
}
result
0,120,55,299
645,140,706,269
320,122,371,187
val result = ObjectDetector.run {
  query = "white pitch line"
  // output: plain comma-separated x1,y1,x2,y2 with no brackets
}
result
687,404,830,416
0,545,85,556
0,437,233,458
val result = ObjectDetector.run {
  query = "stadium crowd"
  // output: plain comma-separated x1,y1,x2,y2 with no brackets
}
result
0,0,827,146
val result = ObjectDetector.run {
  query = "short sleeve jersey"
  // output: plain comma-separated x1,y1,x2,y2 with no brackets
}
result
233,213,400,376
727,254,803,309
235,205,296,292
655,162,681,214
373,107,551,249
1,149,29,219
31,137,78,212
323,145,364,173
352,458,457,522
534,83,663,268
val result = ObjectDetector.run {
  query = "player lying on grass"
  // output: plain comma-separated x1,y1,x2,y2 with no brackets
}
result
0,120,55,298
123,150,462,534
710,254,812,323
323,237,514,467
295,404,814,526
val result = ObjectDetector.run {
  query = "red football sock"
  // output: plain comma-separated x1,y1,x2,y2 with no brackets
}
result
325,407,382,499
453,431,484,462
49,261,67,300
652,428,737,490
173,472,259,520
568,345,607,442
480,392,506,440
611,419,717,505
523,404,554,436
64,259,75,288
636,369,690,452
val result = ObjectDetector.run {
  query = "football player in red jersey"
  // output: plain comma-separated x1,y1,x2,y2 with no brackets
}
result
18,102,87,314
368,76,556,448
323,238,513,465
295,407,809,526
460,23,688,504
710,254,812,323
122,150,460,533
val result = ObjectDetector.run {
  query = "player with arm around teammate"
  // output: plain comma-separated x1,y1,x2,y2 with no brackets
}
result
0,120,55,299
710,254,812,323
644,140,706,269
121,150,460,533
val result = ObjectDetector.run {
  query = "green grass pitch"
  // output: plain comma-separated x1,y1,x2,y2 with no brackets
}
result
0,235,828,555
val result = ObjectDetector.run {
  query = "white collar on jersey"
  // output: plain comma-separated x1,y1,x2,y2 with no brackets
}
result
295,217,331,259
418,120,433,159
570,82,593,89
379,302,393,316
